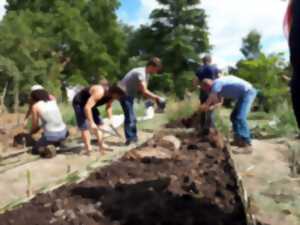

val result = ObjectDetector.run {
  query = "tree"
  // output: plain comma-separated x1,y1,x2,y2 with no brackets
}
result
240,30,262,60
236,53,288,112
0,0,126,108
127,0,210,98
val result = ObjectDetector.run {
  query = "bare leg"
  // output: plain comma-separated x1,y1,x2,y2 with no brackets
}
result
92,127,104,154
81,130,92,155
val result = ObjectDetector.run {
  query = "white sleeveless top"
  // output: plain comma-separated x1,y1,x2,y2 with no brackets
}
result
37,100,66,133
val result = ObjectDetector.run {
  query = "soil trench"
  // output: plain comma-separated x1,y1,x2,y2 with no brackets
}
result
0,130,248,225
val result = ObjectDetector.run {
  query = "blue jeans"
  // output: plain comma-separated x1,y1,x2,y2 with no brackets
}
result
120,96,137,141
230,89,257,144
32,128,68,154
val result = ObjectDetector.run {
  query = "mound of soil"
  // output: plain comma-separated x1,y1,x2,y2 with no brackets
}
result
166,113,201,129
0,131,247,225
13,132,36,147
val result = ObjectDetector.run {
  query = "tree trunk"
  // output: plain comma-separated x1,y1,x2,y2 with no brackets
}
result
13,80,19,114
0,82,8,114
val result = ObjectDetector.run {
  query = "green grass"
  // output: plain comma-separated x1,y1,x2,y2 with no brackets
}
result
59,99,152,127
165,95,199,123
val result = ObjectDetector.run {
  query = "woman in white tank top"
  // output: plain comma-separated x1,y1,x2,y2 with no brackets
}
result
29,89,68,154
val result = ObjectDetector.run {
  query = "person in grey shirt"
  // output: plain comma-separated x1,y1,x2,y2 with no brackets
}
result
118,57,165,145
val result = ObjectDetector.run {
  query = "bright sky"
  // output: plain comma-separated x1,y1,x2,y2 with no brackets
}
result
0,0,289,68
117,0,290,68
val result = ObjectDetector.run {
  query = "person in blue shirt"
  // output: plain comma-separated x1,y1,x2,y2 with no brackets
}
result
194,55,220,135
200,75,257,154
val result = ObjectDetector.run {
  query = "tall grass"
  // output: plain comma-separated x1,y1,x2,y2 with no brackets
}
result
59,103,76,126
251,101,298,138
166,95,199,123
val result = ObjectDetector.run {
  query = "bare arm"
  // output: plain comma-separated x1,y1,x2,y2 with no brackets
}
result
24,98,34,120
84,86,104,127
192,77,200,89
30,104,40,135
138,81,160,102
106,100,113,120
200,93,222,112
208,97,224,110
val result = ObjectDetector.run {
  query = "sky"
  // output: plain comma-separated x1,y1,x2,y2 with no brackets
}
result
117,0,290,68
0,0,289,68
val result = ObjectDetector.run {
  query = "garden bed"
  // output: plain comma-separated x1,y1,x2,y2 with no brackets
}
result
0,127,250,225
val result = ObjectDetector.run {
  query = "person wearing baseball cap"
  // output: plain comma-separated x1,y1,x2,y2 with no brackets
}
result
24,85,55,127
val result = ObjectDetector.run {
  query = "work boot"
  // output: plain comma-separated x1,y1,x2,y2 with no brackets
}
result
231,136,248,147
232,145,253,155
39,146,57,158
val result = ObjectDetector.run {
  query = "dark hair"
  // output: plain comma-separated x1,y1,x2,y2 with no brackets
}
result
108,85,125,98
30,90,50,103
202,55,212,64
147,57,162,68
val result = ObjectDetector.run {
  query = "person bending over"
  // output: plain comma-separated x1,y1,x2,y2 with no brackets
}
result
118,57,165,146
72,84,125,155
30,89,68,155
200,75,257,154
194,55,220,135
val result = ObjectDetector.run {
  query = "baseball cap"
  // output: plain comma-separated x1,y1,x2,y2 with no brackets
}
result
31,84,44,91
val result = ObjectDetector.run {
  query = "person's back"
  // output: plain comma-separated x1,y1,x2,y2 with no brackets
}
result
212,76,253,99
37,100,66,134
119,67,148,97
196,64,219,81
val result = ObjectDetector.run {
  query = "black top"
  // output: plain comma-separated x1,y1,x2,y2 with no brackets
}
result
73,86,112,108
289,0,300,80
195,64,219,81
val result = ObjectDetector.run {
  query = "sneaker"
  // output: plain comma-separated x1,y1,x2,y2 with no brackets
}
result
232,145,253,155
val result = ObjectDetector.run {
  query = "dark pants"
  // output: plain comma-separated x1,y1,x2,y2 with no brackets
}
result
120,96,137,141
32,129,68,154
291,79,300,129
72,103,103,130
199,91,215,133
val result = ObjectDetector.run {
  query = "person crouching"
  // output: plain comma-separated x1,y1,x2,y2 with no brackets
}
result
30,89,68,155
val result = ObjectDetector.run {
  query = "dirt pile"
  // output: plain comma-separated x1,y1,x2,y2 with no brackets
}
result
166,112,201,129
0,130,248,225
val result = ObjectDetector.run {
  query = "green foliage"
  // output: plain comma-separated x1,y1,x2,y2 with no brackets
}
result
127,0,210,98
236,53,289,112
0,0,126,109
252,101,298,138
240,29,262,60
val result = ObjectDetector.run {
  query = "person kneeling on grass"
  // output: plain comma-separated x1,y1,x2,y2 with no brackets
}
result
72,83,125,155
29,89,68,155
200,75,257,154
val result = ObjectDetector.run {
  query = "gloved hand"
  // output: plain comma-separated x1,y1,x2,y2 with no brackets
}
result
156,97,167,112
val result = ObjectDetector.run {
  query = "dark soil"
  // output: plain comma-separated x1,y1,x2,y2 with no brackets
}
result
13,132,36,147
166,113,201,129
0,133,247,225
